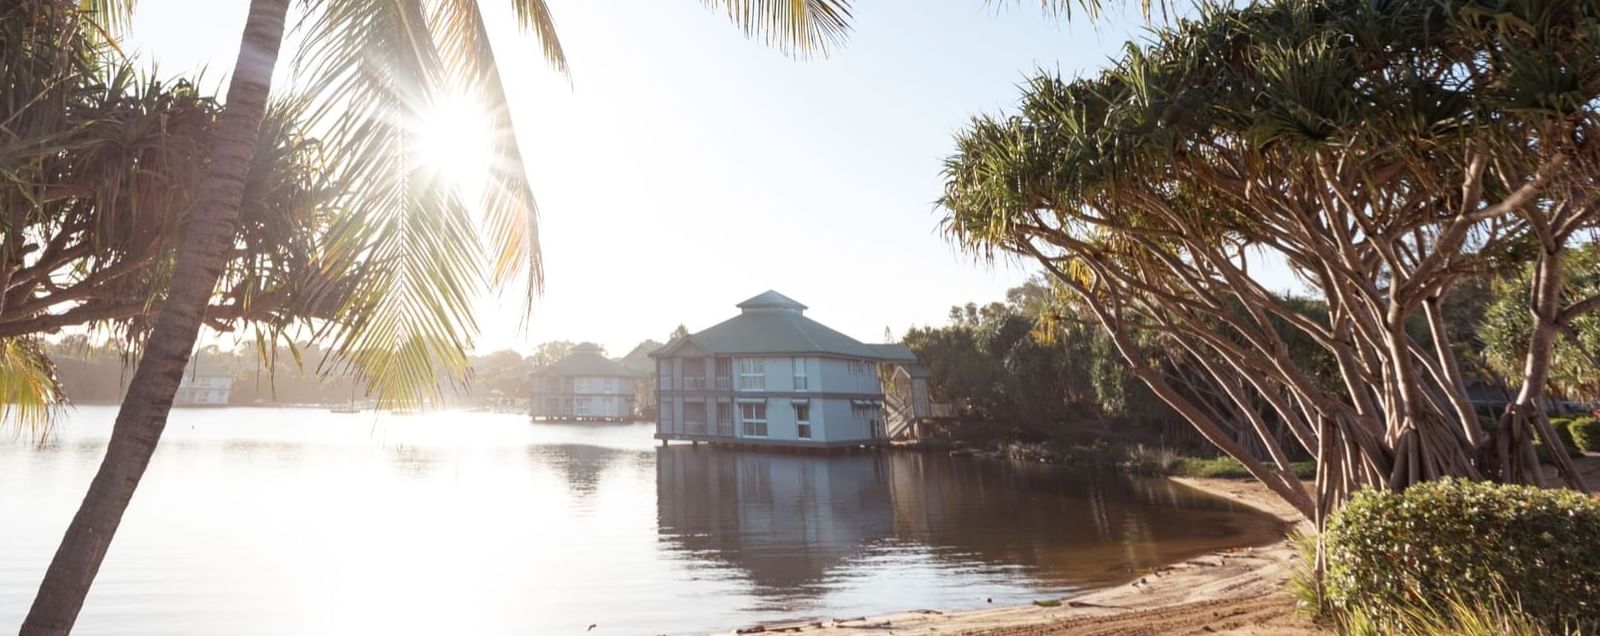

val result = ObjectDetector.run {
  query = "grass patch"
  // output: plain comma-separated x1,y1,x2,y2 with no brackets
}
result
1286,530,1325,619
1170,456,1316,479
1338,592,1575,636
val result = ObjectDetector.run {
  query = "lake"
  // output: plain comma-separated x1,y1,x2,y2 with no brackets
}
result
0,407,1285,635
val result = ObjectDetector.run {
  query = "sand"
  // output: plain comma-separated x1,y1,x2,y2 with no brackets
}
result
731,477,1325,636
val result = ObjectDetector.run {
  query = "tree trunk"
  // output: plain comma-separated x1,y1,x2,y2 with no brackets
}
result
1499,249,1588,490
20,1,289,632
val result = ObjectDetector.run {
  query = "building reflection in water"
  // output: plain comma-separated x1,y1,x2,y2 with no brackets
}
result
656,446,1285,602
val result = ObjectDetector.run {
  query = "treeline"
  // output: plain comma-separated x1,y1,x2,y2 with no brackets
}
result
903,279,1170,445
43,337,572,407
44,337,661,408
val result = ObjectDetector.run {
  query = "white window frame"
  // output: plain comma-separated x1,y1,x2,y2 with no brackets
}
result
740,401,768,437
738,358,765,391
794,401,811,439
793,357,808,391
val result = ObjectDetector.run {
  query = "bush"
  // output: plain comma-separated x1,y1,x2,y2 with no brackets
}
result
1569,417,1600,453
1549,417,1578,451
1325,479,1600,632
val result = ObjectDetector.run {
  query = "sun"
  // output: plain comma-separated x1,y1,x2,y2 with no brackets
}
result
415,94,494,194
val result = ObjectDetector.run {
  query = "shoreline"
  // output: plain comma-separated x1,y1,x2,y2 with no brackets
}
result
729,477,1320,635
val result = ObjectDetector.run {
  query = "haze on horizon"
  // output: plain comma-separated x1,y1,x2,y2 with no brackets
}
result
118,1,1285,357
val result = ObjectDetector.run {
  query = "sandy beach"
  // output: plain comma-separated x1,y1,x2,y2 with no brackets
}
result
733,476,1324,636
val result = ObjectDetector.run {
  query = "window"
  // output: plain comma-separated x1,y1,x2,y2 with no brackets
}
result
683,358,706,389
658,360,673,389
793,357,808,391
716,401,734,436
715,358,733,390
851,402,880,433
661,399,675,430
794,402,811,439
738,358,765,390
574,398,591,415
740,401,768,437
684,401,707,434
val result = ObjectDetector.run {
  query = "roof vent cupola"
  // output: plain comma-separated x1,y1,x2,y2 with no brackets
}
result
735,290,807,314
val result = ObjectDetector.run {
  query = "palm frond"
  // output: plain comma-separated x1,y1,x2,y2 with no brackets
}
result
504,0,567,75
77,0,135,40
297,0,484,404
432,0,545,303
0,338,64,435
701,0,853,59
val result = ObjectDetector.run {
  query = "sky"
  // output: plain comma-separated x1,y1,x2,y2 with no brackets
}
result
119,1,1211,356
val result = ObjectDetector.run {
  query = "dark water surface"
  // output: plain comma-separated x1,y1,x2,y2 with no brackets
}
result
1,407,1284,634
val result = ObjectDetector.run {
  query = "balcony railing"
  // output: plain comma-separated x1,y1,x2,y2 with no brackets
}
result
714,376,732,390
686,420,707,434
683,377,707,390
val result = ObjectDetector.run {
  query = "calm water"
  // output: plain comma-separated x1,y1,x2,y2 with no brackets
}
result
1,407,1284,635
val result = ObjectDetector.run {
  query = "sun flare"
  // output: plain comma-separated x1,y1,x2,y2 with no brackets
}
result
415,95,494,194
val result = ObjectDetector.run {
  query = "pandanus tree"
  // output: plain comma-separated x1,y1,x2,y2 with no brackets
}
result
941,0,1600,524
18,0,854,632
1,5,343,432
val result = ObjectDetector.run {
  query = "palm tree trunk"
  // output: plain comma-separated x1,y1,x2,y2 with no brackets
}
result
20,1,290,632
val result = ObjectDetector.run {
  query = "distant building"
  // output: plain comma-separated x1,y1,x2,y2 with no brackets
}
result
618,340,664,416
530,343,636,421
174,371,232,407
651,291,920,448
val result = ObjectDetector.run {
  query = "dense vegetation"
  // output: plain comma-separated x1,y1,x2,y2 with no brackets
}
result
1324,480,1600,632
903,279,1167,443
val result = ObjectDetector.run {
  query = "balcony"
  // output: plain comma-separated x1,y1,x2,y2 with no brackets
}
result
683,376,707,390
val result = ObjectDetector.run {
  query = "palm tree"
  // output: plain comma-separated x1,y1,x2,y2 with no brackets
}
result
19,1,851,633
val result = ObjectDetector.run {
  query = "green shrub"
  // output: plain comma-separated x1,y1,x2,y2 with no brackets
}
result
1172,456,1315,479
1549,417,1578,451
1325,479,1600,632
1569,417,1600,453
